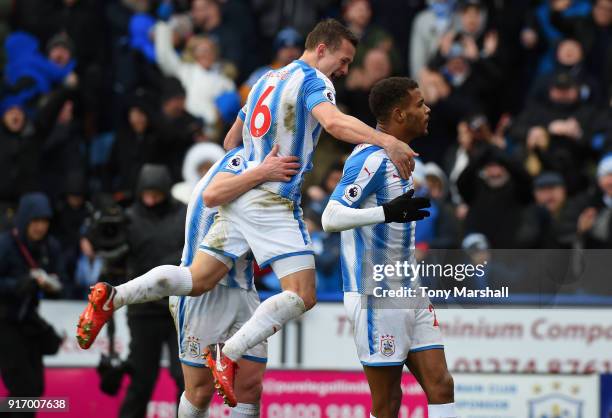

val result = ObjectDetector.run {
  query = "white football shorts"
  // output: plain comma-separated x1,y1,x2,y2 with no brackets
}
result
170,285,267,367
343,292,444,366
201,188,314,277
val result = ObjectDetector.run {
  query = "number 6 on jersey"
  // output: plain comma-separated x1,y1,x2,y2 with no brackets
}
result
249,86,275,138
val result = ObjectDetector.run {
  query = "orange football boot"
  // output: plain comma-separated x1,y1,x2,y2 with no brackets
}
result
205,343,238,407
76,282,116,349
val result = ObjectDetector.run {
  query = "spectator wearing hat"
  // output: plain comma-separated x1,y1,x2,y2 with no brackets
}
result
170,142,226,204
445,112,507,206
119,164,185,418
51,173,89,299
105,94,161,203
46,33,75,69
442,0,500,64
0,102,40,231
0,193,65,416
517,171,575,248
3,31,76,110
239,27,303,104
457,144,532,248
424,162,460,249
527,38,605,106
550,0,612,98
426,0,503,116
0,83,83,228
156,77,209,183
520,0,591,77
510,70,598,193
570,154,612,248
458,232,527,295
153,19,236,129
13,0,102,70
214,90,241,136
409,160,459,255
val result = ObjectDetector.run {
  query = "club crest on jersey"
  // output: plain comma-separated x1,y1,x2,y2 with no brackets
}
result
323,88,336,104
343,184,362,203
186,336,201,358
380,335,395,357
226,155,243,172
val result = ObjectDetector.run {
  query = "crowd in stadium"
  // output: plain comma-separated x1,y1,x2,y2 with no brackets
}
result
0,0,611,298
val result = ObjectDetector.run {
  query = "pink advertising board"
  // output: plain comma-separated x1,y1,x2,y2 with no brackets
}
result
0,368,428,417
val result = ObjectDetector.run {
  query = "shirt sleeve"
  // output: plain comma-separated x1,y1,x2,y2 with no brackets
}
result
321,200,385,232
329,151,387,208
217,147,247,175
303,74,336,113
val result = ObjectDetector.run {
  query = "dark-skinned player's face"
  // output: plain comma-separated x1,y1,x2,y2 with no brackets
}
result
394,88,430,138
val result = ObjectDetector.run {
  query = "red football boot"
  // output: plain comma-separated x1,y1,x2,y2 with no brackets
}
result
205,343,238,407
76,282,116,349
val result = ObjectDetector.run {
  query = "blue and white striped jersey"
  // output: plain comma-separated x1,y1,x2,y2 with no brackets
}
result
180,146,255,290
239,59,336,203
329,144,416,293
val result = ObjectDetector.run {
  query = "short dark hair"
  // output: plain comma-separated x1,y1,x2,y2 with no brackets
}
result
305,19,358,51
369,77,419,122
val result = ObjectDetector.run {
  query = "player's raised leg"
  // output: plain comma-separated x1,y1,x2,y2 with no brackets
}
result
222,264,316,360
363,365,403,418
406,348,456,418
76,250,230,349
207,256,315,405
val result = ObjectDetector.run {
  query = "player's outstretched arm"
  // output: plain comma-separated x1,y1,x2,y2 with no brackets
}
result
322,190,431,233
223,117,244,151
312,102,417,179
203,145,300,207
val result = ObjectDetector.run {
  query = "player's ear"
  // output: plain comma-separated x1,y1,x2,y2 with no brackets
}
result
392,107,404,123
316,43,326,58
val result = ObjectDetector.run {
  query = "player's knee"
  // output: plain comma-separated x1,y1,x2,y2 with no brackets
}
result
302,292,317,311
185,380,214,409
283,289,313,312
389,385,403,416
426,371,454,404
372,387,402,418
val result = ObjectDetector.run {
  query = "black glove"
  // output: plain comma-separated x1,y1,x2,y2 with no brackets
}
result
382,189,431,223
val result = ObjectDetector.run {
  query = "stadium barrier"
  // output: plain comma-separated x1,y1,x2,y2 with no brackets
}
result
0,369,602,418
0,300,608,417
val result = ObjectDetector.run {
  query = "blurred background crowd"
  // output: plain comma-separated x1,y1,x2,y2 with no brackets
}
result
0,0,611,299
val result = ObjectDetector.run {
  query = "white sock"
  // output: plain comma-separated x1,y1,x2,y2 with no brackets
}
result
370,414,376,418
114,265,192,309
178,392,209,418
229,403,260,417
428,403,457,418
222,291,306,361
